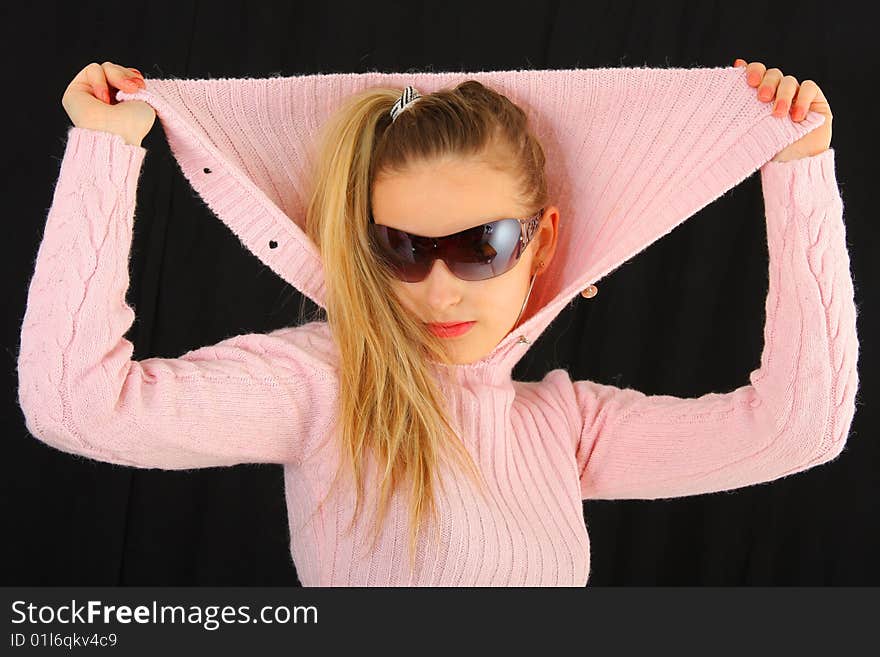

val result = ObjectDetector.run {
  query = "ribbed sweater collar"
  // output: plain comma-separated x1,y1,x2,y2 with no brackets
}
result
116,66,825,382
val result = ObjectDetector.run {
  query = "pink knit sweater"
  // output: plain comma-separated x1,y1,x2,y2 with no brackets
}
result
17,66,859,586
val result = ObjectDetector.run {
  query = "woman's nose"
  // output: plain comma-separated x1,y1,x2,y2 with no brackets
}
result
423,259,463,299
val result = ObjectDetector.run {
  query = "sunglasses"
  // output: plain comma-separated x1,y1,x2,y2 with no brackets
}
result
368,208,545,282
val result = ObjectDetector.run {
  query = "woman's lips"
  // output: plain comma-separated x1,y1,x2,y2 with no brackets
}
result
426,321,476,338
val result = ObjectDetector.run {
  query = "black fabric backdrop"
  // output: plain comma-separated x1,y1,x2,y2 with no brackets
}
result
2,0,875,586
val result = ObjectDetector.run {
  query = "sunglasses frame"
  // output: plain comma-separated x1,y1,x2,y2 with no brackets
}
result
369,208,546,283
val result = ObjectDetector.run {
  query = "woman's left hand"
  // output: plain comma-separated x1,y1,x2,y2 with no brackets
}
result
734,58,833,163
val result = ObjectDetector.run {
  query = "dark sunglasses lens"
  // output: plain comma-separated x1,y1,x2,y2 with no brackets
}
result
371,224,431,282
446,219,522,281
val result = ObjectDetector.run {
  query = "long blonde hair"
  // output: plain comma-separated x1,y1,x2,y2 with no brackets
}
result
301,79,550,574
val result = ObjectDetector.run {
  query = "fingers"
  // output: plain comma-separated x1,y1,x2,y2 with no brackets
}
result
791,80,822,122
771,75,800,117
744,61,766,88
734,58,813,123
736,59,778,103
756,67,783,102
79,62,146,105
100,61,146,96
83,62,112,104
809,83,832,120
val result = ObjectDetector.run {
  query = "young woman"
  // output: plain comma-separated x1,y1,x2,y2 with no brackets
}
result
18,59,856,586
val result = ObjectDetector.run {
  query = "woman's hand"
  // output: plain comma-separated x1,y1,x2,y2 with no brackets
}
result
61,62,155,147
733,58,832,163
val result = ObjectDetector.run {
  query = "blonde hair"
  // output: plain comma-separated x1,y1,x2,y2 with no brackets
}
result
301,79,550,575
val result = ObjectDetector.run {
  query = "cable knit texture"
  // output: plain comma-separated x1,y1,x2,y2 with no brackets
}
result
17,66,859,586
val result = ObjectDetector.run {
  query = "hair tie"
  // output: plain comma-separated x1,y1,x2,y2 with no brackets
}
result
390,85,422,122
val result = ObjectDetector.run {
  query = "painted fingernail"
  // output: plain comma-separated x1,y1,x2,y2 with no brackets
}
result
130,68,143,77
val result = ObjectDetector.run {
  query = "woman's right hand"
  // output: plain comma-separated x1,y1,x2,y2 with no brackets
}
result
61,61,156,147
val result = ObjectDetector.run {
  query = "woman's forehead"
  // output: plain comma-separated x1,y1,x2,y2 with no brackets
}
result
371,160,526,236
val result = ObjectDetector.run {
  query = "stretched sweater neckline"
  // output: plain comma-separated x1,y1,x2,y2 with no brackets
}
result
111,65,828,383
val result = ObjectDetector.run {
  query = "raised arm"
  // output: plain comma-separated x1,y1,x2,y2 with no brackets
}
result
17,127,337,469
554,148,858,500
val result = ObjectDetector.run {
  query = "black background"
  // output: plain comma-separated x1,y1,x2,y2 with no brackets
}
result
2,0,876,586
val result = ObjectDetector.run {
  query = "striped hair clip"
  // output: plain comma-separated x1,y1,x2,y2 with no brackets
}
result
390,85,422,122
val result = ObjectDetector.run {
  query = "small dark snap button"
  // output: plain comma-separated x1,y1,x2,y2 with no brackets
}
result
269,240,278,249
203,167,212,174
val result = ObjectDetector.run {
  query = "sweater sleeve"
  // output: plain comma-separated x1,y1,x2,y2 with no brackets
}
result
16,127,336,470
570,147,859,500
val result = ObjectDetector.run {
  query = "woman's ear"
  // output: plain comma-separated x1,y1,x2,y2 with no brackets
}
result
534,206,560,272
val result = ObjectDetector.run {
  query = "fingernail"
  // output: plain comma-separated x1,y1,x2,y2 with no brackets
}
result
125,77,144,89
130,68,143,77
